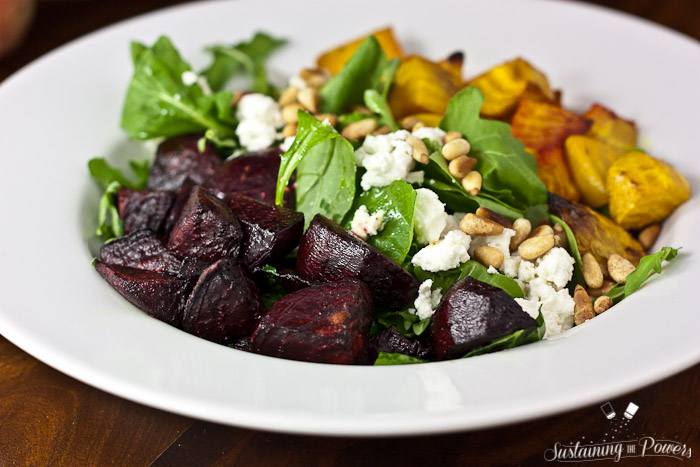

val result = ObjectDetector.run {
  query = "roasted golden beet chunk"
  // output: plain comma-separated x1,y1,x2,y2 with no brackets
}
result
117,188,174,235
225,194,304,269
147,134,222,191
182,259,264,343
95,262,195,328
369,327,432,363
431,277,537,360
296,215,419,310
203,148,294,206
100,229,183,275
167,187,243,263
251,279,373,365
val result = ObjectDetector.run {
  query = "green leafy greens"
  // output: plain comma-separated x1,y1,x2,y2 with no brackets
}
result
202,32,287,94
344,180,416,264
121,36,237,143
603,247,680,304
375,310,431,339
415,261,524,299
440,87,548,210
363,89,398,131
374,352,428,365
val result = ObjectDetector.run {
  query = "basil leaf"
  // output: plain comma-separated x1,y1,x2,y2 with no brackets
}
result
374,352,428,366
603,247,680,304
203,32,287,93
363,89,398,131
550,215,585,292
463,310,545,358
121,36,237,142
96,181,124,241
320,36,387,114
345,180,416,264
440,87,548,209
414,260,524,299
276,111,350,206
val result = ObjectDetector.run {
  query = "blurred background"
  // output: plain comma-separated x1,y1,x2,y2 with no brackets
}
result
1,0,699,81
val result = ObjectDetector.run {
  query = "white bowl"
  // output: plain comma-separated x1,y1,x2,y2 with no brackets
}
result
0,0,698,436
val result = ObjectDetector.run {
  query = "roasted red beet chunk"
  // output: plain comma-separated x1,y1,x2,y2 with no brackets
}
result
117,188,174,235
296,215,419,310
100,229,184,275
164,179,196,235
225,194,304,269
251,279,373,365
203,148,293,206
95,262,195,328
182,259,264,343
369,327,432,363
431,277,538,360
147,134,222,191
167,186,243,263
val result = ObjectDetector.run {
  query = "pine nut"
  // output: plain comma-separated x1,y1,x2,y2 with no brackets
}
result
299,67,331,88
282,123,298,138
411,122,425,131
372,125,392,136
442,138,471,161
444,131,462,144
278,86,299,106
608,254,635,284
638,223,661,251
594,295,613,314
401,116,420,130
406,135,429,164
509,218,532,251
573,285,595,325
314,113,338,127
297,88,320,113
476,207,512,228
588,280,615,298
459,213,504,236
350,105,372,115
582,253,604,289
449,155,477,179
232,90,249,107
281,103,304,124
474,246,504,269
462,171,482,196
518,234,555,260
341,118,379,140
554,232,568,249
529,225,554,238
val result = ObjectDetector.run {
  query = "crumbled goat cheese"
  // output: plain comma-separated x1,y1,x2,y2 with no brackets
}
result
412,230,471,272
412,126,446,145
487,265,499,274
235,93,283,151
404,171,425,185
441,212,464,237
350,205,385,240
501,246,577,338
181,71,211,95
469,228,516,259
409,279,443,320
414,188,447,245
354,130,415,190
536,247,576,290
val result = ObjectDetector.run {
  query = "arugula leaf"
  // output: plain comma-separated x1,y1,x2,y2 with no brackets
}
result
96,181,124,241
121,36,237,142
374,352,428,365
463,311,545,358
320,36,388,114
375,310,431,339
88,158,149,189
279,112,356,227
414,260,524,299
377,58,400,99
440,87,548,209
344,180,416,264
550,215,585,291
202,32,287,93
603,247,680,304
364,89,398,131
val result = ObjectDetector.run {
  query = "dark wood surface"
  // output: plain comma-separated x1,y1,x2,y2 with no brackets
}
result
1,1,698,465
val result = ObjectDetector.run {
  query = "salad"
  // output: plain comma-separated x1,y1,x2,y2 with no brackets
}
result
89,28,688,365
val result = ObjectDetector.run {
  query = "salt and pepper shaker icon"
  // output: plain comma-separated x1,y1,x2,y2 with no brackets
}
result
600,402,616,419
624,402,639,419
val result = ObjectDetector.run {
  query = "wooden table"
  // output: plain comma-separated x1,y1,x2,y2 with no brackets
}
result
1,1,698,465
